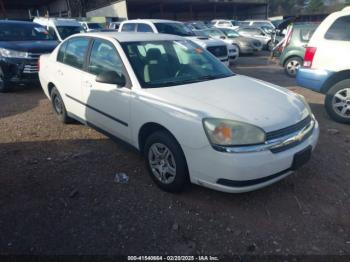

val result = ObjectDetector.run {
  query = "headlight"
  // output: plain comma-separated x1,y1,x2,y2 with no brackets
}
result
0,48,28,58
203,118,266,147
296,94,312,115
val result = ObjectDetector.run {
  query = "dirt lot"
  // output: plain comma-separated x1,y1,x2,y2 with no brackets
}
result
1,52,350,257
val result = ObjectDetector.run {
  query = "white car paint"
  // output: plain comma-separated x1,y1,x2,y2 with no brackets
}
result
118,19,233,66
306,7,350,72
39,32,319,193
212,19,239,30
33,17,83,42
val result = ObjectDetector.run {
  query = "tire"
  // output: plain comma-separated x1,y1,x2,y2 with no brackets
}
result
284,57,302,78
267,40,275,52
325,79,350,124
50,86,72,124
144,131,189,193
0,79,12,93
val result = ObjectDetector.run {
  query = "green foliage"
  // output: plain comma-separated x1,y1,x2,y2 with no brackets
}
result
307,0,324,12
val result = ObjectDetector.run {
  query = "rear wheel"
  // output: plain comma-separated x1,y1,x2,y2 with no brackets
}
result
284,57,302,77
50,86,72,124
325,79,350,124
144,131,189,193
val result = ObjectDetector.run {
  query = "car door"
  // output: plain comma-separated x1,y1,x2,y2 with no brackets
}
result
81,38,132,143
55,37,90,119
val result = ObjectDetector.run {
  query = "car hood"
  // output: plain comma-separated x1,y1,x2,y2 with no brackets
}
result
143,75,309,132
0,41,58,53
185,36,226,47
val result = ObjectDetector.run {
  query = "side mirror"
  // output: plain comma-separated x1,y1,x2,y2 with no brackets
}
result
96,71,126,87
220,36,226,40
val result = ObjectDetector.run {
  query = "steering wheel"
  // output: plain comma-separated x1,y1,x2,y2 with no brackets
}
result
175,64,195,78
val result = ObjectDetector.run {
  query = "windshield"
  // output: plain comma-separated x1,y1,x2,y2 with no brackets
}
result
204,29,225,38
0,23,55,41
88,23,103,29
122,40,234,88
56,26,84,40
154,23,195,37
221,28,240,38
191,22,207,30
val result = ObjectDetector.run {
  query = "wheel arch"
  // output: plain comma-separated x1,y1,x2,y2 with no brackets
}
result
321,70,350,94
138,122,180,154
283,55,303,67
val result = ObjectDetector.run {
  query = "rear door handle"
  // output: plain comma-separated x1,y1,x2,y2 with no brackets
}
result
57,70,63,76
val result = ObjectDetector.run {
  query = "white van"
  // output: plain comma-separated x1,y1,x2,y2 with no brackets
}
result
297,6,350,124
33,17,84,42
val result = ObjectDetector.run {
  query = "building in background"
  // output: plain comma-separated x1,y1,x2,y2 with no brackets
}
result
0,0,268,21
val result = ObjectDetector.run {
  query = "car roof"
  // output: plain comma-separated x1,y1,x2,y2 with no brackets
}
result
123,19,182,24
0,20,39,25
82,32,185,42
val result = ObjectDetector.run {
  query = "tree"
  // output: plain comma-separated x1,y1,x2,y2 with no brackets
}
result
307,0,324,13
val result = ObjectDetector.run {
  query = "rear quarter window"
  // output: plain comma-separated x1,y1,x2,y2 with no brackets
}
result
325,15,350,41
300,28,316,42
121,23,136,32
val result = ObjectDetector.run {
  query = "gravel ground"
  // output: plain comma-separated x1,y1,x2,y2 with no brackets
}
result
1,52,350,257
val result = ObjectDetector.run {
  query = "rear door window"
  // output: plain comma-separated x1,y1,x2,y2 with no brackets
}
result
121,23,136,32
325,15,350,41
137,23,153,32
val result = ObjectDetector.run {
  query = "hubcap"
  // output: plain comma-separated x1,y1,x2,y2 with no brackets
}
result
148,143,176,184
287,60,300,76
53,96,63,115
332,88,350,118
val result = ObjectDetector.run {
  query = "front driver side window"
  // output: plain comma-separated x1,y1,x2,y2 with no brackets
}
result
88,39,124,84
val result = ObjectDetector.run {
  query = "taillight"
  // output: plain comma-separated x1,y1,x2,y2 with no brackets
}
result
303,47,317,68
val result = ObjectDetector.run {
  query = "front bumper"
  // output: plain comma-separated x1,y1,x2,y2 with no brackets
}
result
296,68,333,93
184,120,319,193
0,58,39,84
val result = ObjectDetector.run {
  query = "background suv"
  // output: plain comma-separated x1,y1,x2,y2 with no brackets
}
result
119,19,234,65
297,7,350,124
0,20,58,92
279,23,318,77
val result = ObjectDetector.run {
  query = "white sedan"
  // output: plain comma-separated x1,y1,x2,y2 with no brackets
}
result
39,32,319,193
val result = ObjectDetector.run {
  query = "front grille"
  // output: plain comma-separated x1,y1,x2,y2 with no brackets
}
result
266,116,312,141
206,46,228,58
23,64,39,74
27,53,42,60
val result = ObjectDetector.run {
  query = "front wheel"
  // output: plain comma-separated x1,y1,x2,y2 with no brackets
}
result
267,40,275,52
325,79,350,124
284,57,302,77
0,79,12,93
144,131,189,193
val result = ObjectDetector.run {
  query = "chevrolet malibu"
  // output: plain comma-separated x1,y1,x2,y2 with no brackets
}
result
39,32,319,193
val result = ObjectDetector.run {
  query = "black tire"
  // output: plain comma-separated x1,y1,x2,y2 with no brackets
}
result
284,57,303,78
144,131,189,193
50,87,72,124
325,79,350,124
0,80,12,93
267,40,275,52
